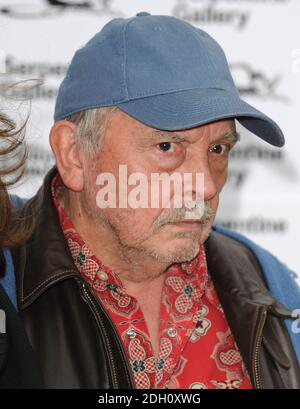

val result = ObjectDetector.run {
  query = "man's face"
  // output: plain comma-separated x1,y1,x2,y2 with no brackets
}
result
80,109,237,264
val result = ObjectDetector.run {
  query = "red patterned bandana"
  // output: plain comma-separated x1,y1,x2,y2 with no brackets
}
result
51,172,252,389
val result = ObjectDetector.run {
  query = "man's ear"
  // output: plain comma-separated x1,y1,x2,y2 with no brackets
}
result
49,120,84,192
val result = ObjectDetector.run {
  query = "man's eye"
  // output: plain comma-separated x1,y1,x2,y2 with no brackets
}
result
157,142,177,152
209,144,230,155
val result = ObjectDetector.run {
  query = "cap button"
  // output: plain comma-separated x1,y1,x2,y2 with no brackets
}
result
136,12,151,17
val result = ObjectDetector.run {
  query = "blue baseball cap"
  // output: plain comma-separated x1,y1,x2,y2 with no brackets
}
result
54,11,285,147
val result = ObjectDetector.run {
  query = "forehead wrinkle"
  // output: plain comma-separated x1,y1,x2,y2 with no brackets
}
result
143,128,240,145
148,129,186,142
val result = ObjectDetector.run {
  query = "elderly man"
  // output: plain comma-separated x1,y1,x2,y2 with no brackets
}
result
12,12,300,389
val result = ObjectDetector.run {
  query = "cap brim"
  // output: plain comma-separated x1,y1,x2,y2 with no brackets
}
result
117,88,285,147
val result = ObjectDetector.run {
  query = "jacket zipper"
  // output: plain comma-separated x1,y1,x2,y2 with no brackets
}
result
252,307,268,389
80,280,135,389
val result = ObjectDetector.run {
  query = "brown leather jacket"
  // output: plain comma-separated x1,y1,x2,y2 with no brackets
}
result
12,167,300,389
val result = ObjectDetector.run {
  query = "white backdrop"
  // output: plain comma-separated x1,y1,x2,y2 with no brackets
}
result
0,0,299,279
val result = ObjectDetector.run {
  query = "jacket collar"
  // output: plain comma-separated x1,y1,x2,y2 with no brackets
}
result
14,166,79,309
204,230,293,379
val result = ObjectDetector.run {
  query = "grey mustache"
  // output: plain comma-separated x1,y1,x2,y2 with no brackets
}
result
154,202,215,229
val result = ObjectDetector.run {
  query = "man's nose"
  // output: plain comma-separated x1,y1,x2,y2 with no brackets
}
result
182,159,218,203
202,164,218,202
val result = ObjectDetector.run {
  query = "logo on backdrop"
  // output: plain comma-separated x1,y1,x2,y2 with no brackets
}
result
172,0,290,30
2,55,288,104
173,0,250,30
215,216,288,235
0,0,122,19
230,63,288,102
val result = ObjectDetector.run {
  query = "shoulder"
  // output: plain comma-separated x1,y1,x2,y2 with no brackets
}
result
212,224,290,272
211,225,300,306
